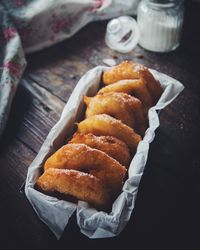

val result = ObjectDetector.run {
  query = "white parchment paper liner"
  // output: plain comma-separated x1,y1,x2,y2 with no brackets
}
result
25,65,184,239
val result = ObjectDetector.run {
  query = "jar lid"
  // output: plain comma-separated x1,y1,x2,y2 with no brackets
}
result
148,0,183,6
150,0,177,2
105,16,140,53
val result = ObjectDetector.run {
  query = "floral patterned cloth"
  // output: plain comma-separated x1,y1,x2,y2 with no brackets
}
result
0,0,140,136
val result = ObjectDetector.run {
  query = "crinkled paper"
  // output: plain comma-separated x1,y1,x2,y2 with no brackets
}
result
25,66,184,239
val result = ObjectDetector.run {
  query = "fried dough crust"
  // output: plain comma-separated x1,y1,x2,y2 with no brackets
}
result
77,114,141,154
36,168,110,210
98,79,154,113
44,143,127,196
102,61,163,102
69,133,131,166
84,92,146,135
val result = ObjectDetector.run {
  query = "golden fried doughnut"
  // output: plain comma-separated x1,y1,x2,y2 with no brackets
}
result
102,61,163,102
84,92,147,135
77,114,141,154
103,61,141,84
69,132,131,166
36,168,110,210
98,79,154,113
44,143,127,196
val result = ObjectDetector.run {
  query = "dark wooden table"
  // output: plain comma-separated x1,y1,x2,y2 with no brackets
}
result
0,2,200,250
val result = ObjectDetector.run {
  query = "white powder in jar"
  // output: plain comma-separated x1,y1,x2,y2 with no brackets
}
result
137,1,184,52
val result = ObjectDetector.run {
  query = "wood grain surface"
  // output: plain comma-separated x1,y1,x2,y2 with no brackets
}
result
0,2,200,249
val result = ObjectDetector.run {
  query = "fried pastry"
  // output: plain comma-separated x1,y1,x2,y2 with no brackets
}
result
102,61,163,102
44,143,127,197
98,79,154,114
36,168,110,210
77,114,141,154
84,92,147,135
69,133,131,166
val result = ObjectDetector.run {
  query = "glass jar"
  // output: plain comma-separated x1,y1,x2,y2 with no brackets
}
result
105,16,140,53
137,0,184,52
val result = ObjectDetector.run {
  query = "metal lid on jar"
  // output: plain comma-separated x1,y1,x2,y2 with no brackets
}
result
147,0,183,7
105,16,140,53
150,0,176,2
149,0,181,2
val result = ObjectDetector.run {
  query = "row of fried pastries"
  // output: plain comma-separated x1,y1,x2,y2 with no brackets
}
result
36,61,163,211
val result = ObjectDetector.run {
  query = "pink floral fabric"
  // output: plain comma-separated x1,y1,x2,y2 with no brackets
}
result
4,27,17,40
